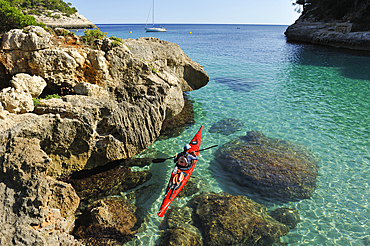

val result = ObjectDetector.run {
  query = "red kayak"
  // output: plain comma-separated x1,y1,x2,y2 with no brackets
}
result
157,125,203,217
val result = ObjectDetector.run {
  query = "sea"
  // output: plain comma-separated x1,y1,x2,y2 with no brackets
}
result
75,24,370,245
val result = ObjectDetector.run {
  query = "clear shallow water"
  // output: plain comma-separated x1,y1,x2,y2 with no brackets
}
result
91,24,370,245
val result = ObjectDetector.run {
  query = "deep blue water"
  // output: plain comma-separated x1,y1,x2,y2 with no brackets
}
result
77,24,370,245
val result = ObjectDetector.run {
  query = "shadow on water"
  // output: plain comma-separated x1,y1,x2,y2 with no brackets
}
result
286,41,370,81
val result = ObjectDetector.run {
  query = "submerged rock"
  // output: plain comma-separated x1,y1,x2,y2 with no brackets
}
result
209,118,244,136
213,77,262,92
190,192,290,246
67,165,152,203
215,131,319,202
159,206,203,246
73,197,137,246
269,207,300,229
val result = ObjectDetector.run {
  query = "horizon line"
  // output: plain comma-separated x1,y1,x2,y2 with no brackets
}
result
94,22,293,26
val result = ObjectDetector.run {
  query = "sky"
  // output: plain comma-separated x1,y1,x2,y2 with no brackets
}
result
69,0,301,25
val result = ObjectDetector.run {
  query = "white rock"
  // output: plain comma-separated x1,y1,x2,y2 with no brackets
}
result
10,73,47,97
1,26,52,51
0,87,34,114
74,82,110,98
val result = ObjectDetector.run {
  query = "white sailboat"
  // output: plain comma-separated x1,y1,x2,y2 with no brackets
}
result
145,0,166,32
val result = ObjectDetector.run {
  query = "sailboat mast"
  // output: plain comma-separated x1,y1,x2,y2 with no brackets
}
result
152,0,155,28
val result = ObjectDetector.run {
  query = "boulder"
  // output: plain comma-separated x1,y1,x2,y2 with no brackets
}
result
1,26,52,51
73,197,137,246
215,131,319,202
9,73,47,97
209,118,244,136
0,137,81,245
269,207,300,229
190,192,290,246
159,206,203,246
0,87,33,113
124,37,209,91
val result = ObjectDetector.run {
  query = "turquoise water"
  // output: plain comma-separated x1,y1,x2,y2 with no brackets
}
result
93,24,370,245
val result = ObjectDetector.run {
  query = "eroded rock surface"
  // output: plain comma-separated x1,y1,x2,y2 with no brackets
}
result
190,192,290,246
0,138,81,245
0,26,209,176
215,131,319,202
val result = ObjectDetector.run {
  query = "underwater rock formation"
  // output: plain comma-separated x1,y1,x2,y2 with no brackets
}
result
209,118,244,136
190,192,290,246
66,165,152,204
215,131,319,202
73,197,137,246
269,207,301,229
159,206,203,246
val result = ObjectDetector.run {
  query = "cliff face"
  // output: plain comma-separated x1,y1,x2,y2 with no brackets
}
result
0,26,208,245
285,0,370,51
0,26,209,176
32,11,96,29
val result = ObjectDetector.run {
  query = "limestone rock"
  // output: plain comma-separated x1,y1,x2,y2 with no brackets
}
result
74,82,110,98
215,131,319,202
269,207,301,229
32,12,96,29
160,206,203,246
74,197,137,246
0,137,81,246
190,192,290,246
124,37,209,91
0,87,34,113
1,26,52,51
285,19,370,51
10,73,47,97
28,49,78,87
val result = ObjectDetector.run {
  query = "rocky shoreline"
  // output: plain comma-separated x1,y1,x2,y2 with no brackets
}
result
32,11,96,29
0,25,209,245
285,18,370,51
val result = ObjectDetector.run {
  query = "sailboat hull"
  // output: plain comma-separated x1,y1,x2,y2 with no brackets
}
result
145,27,166,32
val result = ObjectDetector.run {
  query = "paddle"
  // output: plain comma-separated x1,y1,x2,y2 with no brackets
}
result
151,145,218,163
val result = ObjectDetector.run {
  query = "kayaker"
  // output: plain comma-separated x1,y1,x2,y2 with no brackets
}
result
174,144,197,167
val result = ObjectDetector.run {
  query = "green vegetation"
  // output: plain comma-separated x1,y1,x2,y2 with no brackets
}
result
294,0,370,31
148,63,158,74
0,0,45,33
82,28,106,46
33,94,61,107
294,0,370,20
0,0,78,33
5,0,77,16
109,36,123,47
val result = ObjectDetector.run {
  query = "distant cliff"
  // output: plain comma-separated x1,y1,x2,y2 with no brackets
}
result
286,0,370,51
31,11,96,29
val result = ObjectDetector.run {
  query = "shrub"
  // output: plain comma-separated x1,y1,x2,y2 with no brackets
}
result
0,0,45,33
82,28,106,46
